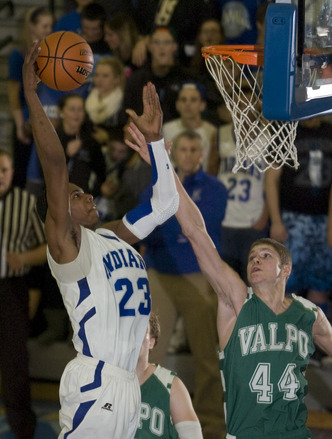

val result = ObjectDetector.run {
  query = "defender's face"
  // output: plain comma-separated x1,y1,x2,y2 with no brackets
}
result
247,245,283,286
68,183,99,227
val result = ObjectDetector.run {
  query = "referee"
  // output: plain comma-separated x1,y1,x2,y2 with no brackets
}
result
0,148,46,439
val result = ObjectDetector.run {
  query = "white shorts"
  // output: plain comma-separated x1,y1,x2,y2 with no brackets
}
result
58,353,140,439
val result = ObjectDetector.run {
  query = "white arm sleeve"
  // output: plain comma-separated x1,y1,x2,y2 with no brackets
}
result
175,421,203,439
122,138,179,240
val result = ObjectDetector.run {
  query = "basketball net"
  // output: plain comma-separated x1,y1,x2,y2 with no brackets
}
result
202,45,299,173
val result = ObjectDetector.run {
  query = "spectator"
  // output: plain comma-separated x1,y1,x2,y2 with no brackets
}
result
8,6,53,188
95,129,152,222
97,0,134,18
54,0,94,33
216,0,270,44
131,0,219,67
79,2,111,96
162,82,217,171
265,117,332,319
0,148,46,439
85,56,126,145
190,18,224,76
139,131,227,439
57,93,106,196
120,26,193,126
104,13,140,78
189,18,225,126
135,313,203,439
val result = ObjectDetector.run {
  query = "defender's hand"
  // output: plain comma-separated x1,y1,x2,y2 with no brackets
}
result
125,82,163,143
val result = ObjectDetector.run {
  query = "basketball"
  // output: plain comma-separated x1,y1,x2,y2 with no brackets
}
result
36,31,94,91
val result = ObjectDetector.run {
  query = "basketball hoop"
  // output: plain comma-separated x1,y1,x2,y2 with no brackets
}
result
202,45,299,172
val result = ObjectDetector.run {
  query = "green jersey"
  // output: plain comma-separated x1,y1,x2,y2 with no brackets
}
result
135,365,179,439
220,289,317,439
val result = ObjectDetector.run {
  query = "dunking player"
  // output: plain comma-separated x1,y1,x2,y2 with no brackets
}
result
125,91,332,439
23,42,178,439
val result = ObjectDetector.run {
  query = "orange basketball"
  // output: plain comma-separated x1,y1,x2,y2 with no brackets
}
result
36,31,94,91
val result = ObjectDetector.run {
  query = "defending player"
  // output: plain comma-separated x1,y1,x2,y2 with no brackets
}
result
125,96,332,439
23,42,178,439
135,313,203,439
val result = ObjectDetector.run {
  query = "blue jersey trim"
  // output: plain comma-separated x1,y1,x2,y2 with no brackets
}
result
125,201,153,225
98,233,120,242
76,278,91,308
64,399,96,438
148,143,158,186
80,360,105,393
78,307,96,357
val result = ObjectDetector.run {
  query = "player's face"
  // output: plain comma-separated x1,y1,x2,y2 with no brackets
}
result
247,245,287,286
68,183,99,227
104,26,121,51
0,155,14,198
172,138,203,176
93,64,119,94
31,14,53,41
176,87,206,119
148,30,178,67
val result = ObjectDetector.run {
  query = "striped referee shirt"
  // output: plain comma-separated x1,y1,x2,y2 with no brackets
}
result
0,186,45,278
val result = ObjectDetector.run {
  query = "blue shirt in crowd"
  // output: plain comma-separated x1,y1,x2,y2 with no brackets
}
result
141,167,227,274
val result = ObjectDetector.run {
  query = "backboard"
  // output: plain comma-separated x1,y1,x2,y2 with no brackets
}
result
263,0,332,121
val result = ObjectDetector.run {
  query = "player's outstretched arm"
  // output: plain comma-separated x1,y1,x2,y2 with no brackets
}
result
313,307,332,356
23,41,78,263
109,83,179,242
170,376,203,439
127,121,246,312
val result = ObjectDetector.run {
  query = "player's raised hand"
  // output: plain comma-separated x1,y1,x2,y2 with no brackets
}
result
125,121,172,165
23,40,41,94
125,121,151,164
125,82,163,143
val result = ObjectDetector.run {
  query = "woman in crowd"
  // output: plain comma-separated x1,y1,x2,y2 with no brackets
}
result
57,93,106,196
85,56,126,145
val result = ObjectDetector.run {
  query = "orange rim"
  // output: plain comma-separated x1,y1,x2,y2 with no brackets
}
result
202,45,264,66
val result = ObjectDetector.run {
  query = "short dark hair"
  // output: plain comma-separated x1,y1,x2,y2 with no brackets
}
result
57,93,84,111
81,3,107,22
249,238,292,266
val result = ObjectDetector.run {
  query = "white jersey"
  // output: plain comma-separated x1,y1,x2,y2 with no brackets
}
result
47,226,150,372
217,123,266,228
162,118,217,171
